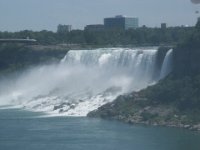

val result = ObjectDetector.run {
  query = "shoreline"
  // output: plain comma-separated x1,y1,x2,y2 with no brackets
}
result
88,114,200,132
117,116,200,132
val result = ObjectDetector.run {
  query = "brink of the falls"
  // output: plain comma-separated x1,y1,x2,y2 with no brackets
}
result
0,48,173,116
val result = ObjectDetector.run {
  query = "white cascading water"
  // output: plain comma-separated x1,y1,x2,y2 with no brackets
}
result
160,49,173,79
0,48,172,116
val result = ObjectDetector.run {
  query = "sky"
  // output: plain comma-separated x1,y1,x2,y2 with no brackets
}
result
0,0,199,32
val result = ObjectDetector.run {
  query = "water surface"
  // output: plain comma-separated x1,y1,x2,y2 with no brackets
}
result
0,108,200,150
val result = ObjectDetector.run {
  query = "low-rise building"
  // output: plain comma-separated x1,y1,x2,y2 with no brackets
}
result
84,24,104,31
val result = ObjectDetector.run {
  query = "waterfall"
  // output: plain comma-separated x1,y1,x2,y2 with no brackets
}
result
0,48,169,116
160,49,173,79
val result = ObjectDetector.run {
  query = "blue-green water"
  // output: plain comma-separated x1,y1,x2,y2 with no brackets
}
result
0,108,200,150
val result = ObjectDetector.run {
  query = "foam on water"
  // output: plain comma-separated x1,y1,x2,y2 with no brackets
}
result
0,48,172,116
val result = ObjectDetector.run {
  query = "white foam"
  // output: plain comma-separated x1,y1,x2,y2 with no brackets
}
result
0,48,171,116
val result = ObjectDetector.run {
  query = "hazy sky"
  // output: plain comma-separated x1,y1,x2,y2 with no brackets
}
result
0,0,199,31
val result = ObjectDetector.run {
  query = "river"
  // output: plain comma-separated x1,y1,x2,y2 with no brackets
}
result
0,108,200,150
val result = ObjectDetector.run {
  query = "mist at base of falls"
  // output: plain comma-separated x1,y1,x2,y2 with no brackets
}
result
0,48,173,116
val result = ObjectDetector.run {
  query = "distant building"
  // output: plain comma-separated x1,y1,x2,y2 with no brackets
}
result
181,25,190,28
84,24,104,31
104,15,139,30
142,25,147,28
57,24,72,33
196,17,200,28
161,23,167,29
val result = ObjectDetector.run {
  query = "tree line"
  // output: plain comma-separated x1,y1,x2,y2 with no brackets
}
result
0,26,195,46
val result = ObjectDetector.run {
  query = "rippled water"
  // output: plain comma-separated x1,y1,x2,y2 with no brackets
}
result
0,108,200,150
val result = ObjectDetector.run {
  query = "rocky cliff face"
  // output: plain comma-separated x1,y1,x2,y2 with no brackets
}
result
87,79,200,131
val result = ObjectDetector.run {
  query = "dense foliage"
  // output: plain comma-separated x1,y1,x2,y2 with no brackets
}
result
0,26,194,46
0,44,68,75
173,22,200,77
142,75,200,111
144,21,200,112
